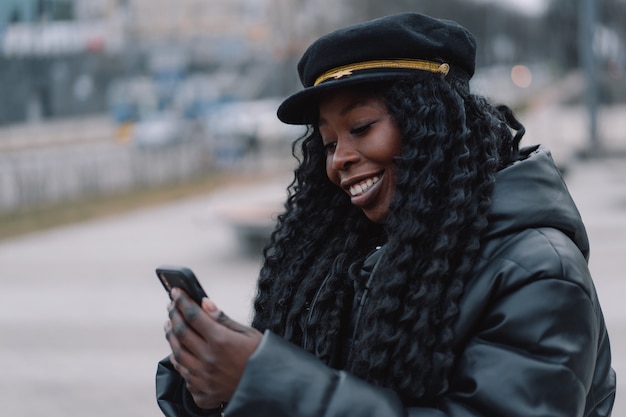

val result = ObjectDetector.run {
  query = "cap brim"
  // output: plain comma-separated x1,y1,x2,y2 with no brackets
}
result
277,72,411,125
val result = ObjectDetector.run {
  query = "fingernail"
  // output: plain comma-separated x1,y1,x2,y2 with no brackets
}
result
203,297,218,312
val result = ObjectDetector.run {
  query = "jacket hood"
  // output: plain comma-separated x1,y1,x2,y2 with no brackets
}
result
485,146,589,260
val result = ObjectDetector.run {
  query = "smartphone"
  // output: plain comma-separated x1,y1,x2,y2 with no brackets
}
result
156,265,207,305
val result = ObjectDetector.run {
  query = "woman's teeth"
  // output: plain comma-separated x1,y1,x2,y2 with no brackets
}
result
349,176,380,196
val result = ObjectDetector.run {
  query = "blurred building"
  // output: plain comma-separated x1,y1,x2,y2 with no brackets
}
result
0,0,124,124
0,0,73,24
0,0,354,125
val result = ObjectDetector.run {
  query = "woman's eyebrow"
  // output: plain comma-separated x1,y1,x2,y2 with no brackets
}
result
340,100,373,116
319,99,377,127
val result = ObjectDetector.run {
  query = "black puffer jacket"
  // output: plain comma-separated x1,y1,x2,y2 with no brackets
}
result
157,146,616,417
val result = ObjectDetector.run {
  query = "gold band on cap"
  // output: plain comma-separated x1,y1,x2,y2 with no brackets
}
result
314,59,450,86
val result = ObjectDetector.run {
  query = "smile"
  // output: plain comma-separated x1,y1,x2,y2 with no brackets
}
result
349,175,381,197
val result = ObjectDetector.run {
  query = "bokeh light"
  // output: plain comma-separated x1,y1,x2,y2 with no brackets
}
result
511,64,533,88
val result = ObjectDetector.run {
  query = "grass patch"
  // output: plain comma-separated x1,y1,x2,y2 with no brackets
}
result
0,171,266,241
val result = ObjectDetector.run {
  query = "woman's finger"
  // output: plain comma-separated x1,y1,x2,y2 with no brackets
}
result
171,288,228,342
171,288,205,323
202,298,256,336
168,294,211,363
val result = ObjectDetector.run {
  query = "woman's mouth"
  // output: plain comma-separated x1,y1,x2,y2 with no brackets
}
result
348,175,381,197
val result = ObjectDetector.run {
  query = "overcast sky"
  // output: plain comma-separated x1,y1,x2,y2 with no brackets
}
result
478,0,548,15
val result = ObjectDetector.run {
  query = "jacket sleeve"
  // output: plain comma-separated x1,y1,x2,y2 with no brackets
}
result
225,331,445,417
225,278,607,417
438,277,602,416
156,356,224,417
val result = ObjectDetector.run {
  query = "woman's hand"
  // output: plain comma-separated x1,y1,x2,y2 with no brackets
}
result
165,288,262,409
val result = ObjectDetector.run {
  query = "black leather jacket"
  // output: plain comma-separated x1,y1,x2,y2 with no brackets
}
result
157,146,616,417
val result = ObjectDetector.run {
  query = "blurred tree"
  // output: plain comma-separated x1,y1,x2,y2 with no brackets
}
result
599,0,626,69
9,7,21,23
35,0,74,21
545,0,579,69
597,0,626,103
546,0,626,68
604,0,626,30
545,0,626,103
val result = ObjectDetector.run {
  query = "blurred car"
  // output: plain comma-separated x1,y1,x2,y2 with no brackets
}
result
131,111,192,149
205,98,305,145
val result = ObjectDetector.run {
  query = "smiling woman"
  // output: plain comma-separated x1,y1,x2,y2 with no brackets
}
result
156,12,615,417
318,90,402,223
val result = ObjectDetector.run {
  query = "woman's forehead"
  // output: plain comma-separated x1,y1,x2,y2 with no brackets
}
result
318,88,387,116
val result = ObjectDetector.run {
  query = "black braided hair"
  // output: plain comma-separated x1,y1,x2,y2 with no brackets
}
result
252,73,524,404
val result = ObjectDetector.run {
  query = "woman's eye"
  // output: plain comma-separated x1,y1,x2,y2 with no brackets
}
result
324,142,337,154
350,122,374,136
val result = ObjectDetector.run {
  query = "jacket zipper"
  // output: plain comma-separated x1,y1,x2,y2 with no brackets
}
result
349,246,385,359
302,272,333,350
303,246,386,361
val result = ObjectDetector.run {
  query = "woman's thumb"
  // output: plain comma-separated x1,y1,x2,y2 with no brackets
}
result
201,298,248,334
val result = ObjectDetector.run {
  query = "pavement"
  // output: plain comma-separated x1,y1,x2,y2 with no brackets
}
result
0,140,625,416
0,173,274,416
564,156,626,416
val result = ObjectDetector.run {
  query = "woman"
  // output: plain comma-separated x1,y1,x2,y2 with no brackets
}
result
157,13,616,417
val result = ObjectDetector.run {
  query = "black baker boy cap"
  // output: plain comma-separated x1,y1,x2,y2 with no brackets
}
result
277,12,477,125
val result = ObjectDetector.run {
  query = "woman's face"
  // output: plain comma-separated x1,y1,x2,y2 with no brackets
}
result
318,89,402,223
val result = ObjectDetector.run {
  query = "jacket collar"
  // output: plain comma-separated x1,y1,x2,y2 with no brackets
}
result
485,145,589,259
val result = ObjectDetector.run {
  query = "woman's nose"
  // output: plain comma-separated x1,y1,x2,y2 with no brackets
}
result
331,139,359,171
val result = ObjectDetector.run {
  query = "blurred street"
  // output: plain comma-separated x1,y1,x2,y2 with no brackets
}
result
0,0,625,415
0,138,624,416
0,171,285,416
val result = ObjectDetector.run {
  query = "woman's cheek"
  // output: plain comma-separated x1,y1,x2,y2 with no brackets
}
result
326,158,340,187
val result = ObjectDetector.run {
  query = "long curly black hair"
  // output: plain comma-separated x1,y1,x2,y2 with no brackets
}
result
252,73,524,405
